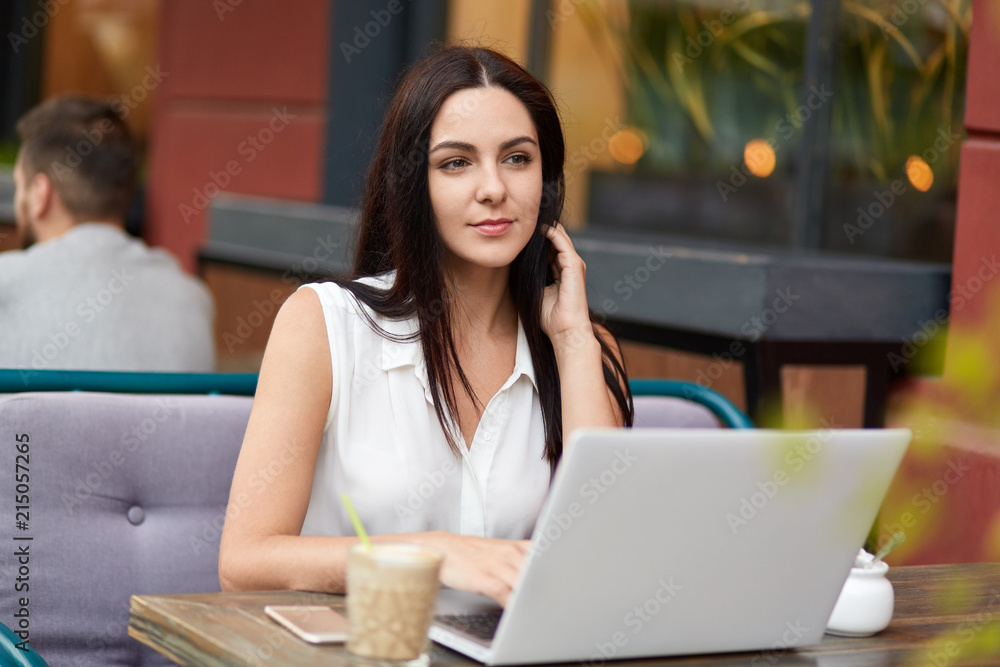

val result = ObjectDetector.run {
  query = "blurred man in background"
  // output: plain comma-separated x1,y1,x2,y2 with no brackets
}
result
0,95,214,372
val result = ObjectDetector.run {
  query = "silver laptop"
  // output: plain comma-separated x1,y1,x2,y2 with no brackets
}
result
430,427,910,665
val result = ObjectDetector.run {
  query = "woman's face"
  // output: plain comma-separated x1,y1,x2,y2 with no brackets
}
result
427,86,543,275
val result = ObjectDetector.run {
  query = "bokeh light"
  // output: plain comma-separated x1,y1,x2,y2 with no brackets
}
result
609,127,647,165
906,156,934,192
744,139,776,178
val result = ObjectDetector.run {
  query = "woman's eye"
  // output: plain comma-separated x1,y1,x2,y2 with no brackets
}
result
506,153,531,166
441,158,468,170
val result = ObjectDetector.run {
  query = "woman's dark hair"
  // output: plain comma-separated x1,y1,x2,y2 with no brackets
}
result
337,45,633,465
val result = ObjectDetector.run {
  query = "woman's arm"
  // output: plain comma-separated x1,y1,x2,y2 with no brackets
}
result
219,288,530,604
219,288,344,592
540,224,627,451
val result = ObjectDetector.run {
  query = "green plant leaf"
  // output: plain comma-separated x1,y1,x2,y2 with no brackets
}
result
714,4,810,52
665,29,715,143
842,0,925,70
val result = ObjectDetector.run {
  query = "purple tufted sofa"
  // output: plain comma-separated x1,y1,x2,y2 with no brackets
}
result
0,391,252,666
0,384,720,665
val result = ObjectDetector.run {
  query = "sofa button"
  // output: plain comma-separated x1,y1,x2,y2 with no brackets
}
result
127,505,145,526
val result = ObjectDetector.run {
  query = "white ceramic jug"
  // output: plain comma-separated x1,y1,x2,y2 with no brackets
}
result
826,559,894,637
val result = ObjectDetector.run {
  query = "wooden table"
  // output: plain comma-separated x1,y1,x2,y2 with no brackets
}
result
129,564,1000,666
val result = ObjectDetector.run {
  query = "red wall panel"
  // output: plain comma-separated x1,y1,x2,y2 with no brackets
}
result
882,437,1000,566
943,139,1000,400
146,0,330,271
944,0,1000,377
146,107,326,267
947,140,1000,335
158,1,329,104
966,0,1000,134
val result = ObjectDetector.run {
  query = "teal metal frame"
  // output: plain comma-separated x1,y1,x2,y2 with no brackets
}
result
0,622,47,667
629,378,754,429
0,369,257,396
0,371,751,427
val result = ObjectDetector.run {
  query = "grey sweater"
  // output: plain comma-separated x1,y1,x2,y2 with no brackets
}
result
0,223,215,372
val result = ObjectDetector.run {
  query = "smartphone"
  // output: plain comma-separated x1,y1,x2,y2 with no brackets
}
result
264,605,349,643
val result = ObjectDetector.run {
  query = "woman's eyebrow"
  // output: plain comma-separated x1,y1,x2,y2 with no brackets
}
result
429,140,476,154
499,136,537,152
429,136,538,155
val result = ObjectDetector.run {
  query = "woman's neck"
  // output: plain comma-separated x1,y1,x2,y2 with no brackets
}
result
444,264,518,340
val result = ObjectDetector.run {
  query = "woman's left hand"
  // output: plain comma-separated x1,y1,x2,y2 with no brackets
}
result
540,223,594,350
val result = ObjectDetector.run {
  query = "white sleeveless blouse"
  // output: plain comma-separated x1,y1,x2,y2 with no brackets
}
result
298,275,551,539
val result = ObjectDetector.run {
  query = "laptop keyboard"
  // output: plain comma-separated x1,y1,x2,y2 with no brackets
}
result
435,612,503,642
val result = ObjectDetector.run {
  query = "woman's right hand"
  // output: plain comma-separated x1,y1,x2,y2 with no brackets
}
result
400,532,531,607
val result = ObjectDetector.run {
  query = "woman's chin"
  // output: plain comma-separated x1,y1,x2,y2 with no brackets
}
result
444,253,519,276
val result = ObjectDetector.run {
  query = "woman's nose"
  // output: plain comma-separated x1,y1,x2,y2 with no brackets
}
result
476,164,507,204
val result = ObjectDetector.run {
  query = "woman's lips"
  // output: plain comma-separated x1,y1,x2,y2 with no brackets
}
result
472,219,513,236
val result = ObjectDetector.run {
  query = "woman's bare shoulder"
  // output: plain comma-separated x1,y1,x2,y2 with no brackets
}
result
257,288,331,395
273,287,327,341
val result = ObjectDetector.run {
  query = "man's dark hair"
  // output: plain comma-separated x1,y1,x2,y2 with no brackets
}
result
16,96,137,222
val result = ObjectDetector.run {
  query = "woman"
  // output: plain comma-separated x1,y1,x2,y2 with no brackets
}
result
219,46,633,606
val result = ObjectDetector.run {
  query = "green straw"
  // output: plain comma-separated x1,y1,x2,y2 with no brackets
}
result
341,493,371,548
873,531,906,564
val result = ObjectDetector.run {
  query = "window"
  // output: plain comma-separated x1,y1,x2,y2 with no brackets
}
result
538,0,971,262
